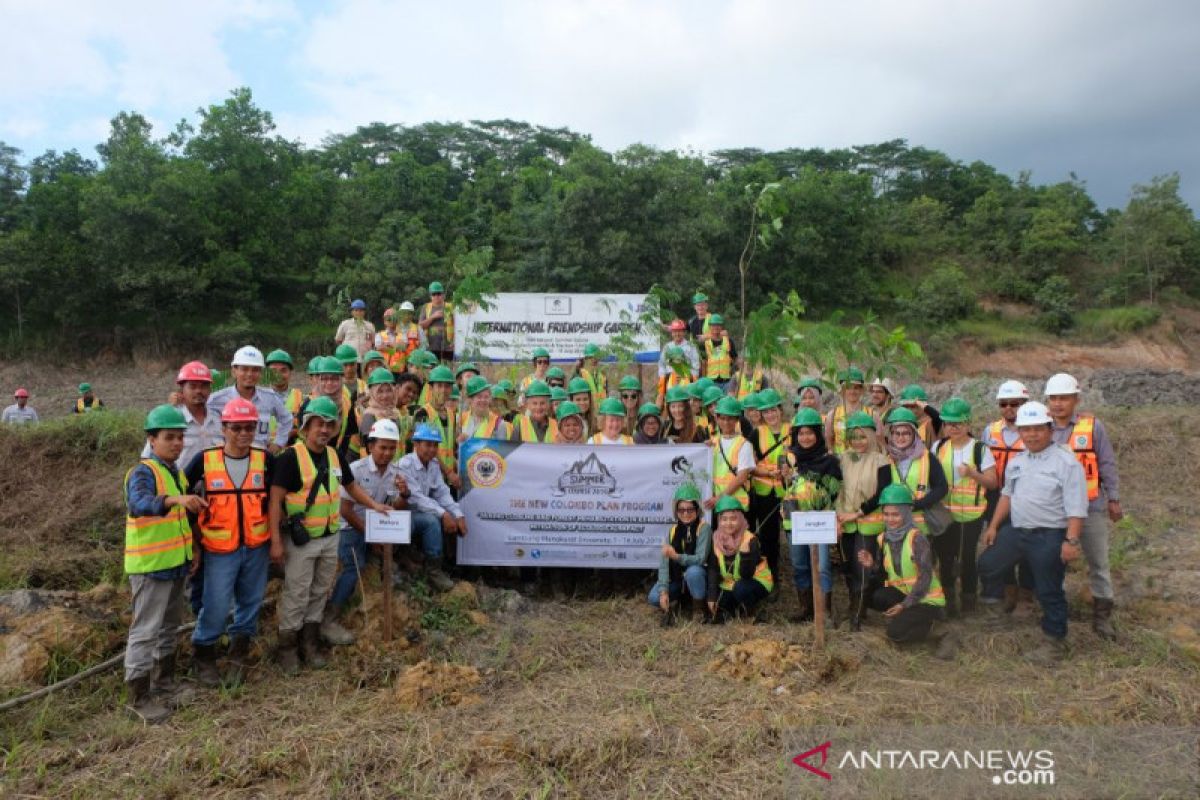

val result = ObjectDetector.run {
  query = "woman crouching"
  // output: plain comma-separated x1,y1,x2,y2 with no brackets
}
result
649,483,711,625
705,496,773,623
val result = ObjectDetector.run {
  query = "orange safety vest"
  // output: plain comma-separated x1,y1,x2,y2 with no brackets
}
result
986,419,1024,484
516,414,557,443
890,453,931,533
197,447,270,552
751,425,788,497
1066,414,1101,501
933,438,987,522
715,532,773,592
704,336,733,380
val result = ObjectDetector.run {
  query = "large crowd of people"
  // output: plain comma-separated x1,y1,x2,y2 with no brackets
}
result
4,287,1122,725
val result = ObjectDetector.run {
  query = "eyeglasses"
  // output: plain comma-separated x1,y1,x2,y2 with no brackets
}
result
998,401,1026,408
677,505,699,515
535,359,550,365
620,393,640,400
549,380,564,387
225,423,256,433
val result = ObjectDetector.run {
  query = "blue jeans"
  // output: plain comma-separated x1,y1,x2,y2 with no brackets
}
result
647,564,707,606
978,525,1068,639
191,545,270,646
410,511,445,560
789,536,833,593
329,528,368,610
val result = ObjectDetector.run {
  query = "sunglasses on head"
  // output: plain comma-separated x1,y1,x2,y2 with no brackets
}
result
998,400,1026,408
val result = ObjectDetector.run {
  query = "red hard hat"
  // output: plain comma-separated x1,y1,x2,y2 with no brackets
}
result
669,319,687,332
176,360,213,384
14,388,29,398
221,398,259,424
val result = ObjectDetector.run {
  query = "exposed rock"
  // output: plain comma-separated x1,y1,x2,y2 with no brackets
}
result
0,634,50,686
393,660,482,709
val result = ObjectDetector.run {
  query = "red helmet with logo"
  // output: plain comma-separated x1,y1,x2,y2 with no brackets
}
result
221,398,259,424
14,388,29,398
176,360,213,384
669,319,687,332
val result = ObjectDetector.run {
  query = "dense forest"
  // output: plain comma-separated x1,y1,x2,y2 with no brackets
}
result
1,87,1197,356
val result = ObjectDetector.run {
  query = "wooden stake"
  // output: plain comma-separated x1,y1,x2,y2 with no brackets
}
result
382,544,394,642
810,543,825,649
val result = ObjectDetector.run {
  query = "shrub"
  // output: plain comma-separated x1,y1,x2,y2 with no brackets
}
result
901,260,979,325
1034,275,1075,333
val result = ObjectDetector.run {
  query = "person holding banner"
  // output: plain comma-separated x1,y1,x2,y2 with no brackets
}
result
704,396,754,514
705,496,773,623
634,403,664,444
511,381,558,443
649,484,712,625
554,402,587,444
568,377,597,435
836,411,891,631
591,398,634,445
458,377,511,442
749,388,789,588
397,424,468,582
412,366,460,491
663,385,707,444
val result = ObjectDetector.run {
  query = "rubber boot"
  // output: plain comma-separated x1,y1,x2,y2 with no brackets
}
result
223,635,251,687
152,652,195,708
276,629,301,676
1092,598,1117,641
427,564,456,592
791,588,814,623
126,674,171,724
320,606,356,646
300,622,328,669
1023,633,1068,666
960,594,977,615
192,643,221,688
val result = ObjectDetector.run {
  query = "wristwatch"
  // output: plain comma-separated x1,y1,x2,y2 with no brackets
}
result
1065,538,1080,547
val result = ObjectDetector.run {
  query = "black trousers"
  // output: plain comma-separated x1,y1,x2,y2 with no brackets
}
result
931,518,984,605
870,586,940,643
749,492,783,588
839,533,880,604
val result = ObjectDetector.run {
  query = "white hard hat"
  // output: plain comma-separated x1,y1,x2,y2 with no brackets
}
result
231,345,265,368
399,301,415,312
1044,372,1080,397
367,419,401,441
1015,401,1052,426
996,380,1030,401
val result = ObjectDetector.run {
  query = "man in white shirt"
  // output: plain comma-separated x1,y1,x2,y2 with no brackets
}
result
334,299,377,358
397,423,467,589
205,346,293,453
2,388,39,425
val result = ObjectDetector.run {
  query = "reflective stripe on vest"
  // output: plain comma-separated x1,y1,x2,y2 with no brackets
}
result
1068,415,1100,501
422,302,454,344
716,532,773,592
737,367,763,400
589,433,632,445
713,435,750,509
934,439,986,522
890,454,931,533
843,507,885,537
828,404,850,455
877,528,945,607
517,415,557,443
198,447,269,552
704,337,732,380
751,425,787,496
421,404,457,471
77,397,101,413
283,445,342,539
580,368,606,401
986,419,1024,484
124,460,192,574
460,411,504,440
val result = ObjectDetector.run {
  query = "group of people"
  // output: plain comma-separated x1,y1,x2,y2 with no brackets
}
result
106,292,1120,725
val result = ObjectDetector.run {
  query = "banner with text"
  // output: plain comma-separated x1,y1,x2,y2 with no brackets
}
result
453,292,660,362
456,439,712,568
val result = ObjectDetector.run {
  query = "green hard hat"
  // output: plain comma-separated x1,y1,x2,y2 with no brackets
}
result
334,344,359,365
451,386,460,400
740,392,761,410
618,375,641,392
367,367,395,386
495,379,515,393
695,377,715,392
673,483,702,503
265,349,293,367
492,385,509,400
428,281,445,294
757,387,783,408
310,356,342,376
525,380,552,398
550,387,569,402
306,356,321,373
692,292,709,304
939,396,972,423
409,350,434,368
792,407,823,428
598,397,625,417
303,395,340,423
666,345,685,359
465,375,492,397
568,377,591,396
665,385,690,404
583,343,600,358
885,407,918,426
714,396,743,418
714,495,745,515
144,404,187,431
839,366,866,384
78,383,92,394
797,377,823,393
428,365,455,384
455,362,479,377
556,401,582,421
687,382,707,400
531,347,550,359
899,384,927,402
702,386,726,407
637,402,662,419
879,484,914,506
362,350,386,366
845,411,877,432
708,313,725,326
546,366,566,380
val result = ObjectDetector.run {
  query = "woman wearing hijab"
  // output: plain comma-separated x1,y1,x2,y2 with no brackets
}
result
554,402,587,444
875,407,948,537
358,368,400,451
633,403,664,444
856,485,956,658
836,411,891,631
705,496,773,623
664,385,708,443
779,407,843,623
796,377,823,412
649,483,711,625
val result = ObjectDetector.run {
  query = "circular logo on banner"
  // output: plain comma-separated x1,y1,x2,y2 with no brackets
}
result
1075,435,1088,448
466,448,506,488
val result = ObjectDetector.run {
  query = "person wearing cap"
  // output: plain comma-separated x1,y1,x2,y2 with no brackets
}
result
412,365,460,490
74,382,104,413
358,367,401,449
554,401,587,444
705,496,773,622
824,367,866,455
511,381,558,443
458,376,511,441
269,396,392,674
616,375,642,435
334,299,376,358
897,384,941,446
633,403,664,444
981,379,1036,614
493,380,517,422
705,397,754,517
3,388,39,424
650,483,712,625
930,397,998,617
1044,372,1122,640
877,407,949,536
454,361,480,393
549,386,568,414
796,377,823,412
591,398,633,444
662,385,705,444
575,344,608,402
406,349,434,397
121,405,208,723
266,350,303,444
836,411,891,631
749,389,789,583
655,344,695,408
392,371,422,447
206,346,294,455
518,348,553,407
298,356,362,464
398,423,468,582
687,292,713,342
978,401,1088,665
701,384,726,431
326,419,422,646
700,314,737,390
567,376,597,435
183,398,275,688
419,282,454,362
855,485,954,654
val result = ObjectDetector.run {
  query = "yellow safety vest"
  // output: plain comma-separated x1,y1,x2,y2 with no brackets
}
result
422,301,454,346
283,444,342,539
713,435,750,509
737,367,763,400
123,460,192,574
890,454,931,534
516,415,557,443
934,439,987,522
459,411,506,440
877,528,945,607
715,532,773,592
420,404,457,472
751,425,788,497
704,336,732,380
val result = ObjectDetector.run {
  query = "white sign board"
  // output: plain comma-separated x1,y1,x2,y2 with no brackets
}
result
454,293,660,362
789,511,838,544
365,510,411,544
456,439,712,568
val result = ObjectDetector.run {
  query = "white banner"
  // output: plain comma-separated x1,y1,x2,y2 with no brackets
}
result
455,438,712,568
453,292,660,362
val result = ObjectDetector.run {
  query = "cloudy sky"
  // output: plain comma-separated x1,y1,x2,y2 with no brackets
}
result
2,0,1197,211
